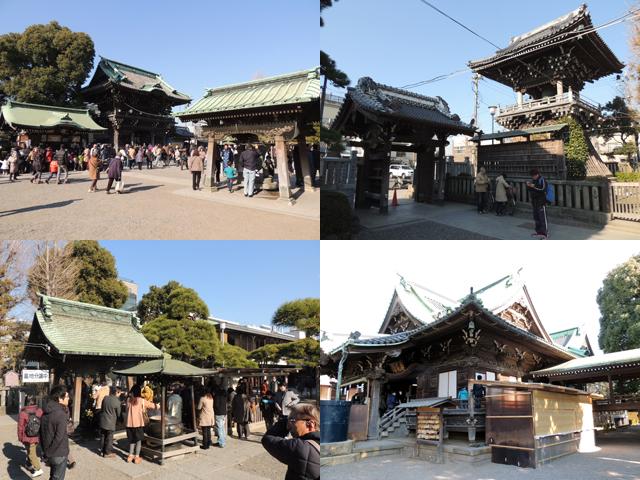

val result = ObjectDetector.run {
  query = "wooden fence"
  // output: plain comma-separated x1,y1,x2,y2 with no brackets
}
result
321,154,357,205
445,176,612,225
611,182,640,222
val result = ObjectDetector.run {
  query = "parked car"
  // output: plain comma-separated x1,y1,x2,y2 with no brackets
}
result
390,164,414,179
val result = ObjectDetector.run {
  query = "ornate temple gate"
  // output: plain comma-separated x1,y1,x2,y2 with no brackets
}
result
331,77,475,213
176,68,320,201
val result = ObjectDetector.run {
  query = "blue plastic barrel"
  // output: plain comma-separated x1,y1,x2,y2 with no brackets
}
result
320,400,352,443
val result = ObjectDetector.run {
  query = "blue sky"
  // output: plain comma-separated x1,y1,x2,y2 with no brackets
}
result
322,0,634,132
101,241,319,326
1,0,318,112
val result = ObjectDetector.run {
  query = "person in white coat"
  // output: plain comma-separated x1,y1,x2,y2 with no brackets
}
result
495,173,511,216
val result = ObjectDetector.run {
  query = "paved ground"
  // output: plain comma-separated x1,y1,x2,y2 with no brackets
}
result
0,414,286,480
356,200,640,240
321,426,640,480
0,168,318,239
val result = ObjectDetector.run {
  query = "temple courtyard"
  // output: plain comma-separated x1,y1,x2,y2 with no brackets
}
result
0,168,319,239
321,426,640,480
0,414,285,480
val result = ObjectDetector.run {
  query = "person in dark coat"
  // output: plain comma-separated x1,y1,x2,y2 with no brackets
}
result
526,168,549,239
212,382,228,448
239,144,260,197
40,385,70,480
99,386,122,457
106,155,124,194
17,395,43,477
232,383,251,440
260,391,277,430
261,403,320,480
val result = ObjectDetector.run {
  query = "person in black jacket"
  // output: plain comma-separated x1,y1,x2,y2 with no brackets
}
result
526,168,549,239
261,403,320,480
239,144,260,197
212,381,228,448
40,385,70,480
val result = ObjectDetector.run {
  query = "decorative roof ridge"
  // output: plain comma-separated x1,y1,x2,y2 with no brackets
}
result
550,326,581,337
507,3,588,48
2,100,92,114
100,56,160,78
38,294,139,324
204,67,319,97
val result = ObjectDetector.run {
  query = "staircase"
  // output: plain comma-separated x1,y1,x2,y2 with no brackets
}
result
378,405,415,439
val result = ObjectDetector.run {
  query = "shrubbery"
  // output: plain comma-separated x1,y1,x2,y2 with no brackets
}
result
321,190,354,239
615,171,640,182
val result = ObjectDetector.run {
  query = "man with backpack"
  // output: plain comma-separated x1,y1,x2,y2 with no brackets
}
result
261,403,320,480
18,395,44,478
526,168,550,239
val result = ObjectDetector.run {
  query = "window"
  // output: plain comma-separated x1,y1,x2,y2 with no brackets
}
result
438,370,457,398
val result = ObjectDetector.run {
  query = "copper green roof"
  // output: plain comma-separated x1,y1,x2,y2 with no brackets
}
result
176,67,320,119
113,358,216,377
82,57,191,104
33,295,162,358
531,347,640,378
1,101,106,132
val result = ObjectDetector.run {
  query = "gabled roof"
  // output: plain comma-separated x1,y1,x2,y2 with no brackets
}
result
550,327,593,357
207,318,295,341
30,295,162,358
114,357,215,377
331,297,575,361
380,270,551,342
469,4,624,81
1,100,106,132
332,77,475,134
175,68,320,120
82,57,191,104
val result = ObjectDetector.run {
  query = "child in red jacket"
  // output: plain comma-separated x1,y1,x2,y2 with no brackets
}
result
17,395,43,477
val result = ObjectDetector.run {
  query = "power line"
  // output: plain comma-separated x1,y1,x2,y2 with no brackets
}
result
420,0,640,119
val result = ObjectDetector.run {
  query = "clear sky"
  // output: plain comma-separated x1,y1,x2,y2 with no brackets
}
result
1,0,318,113
321,240,640,356
100,240,319,327
322,0,634,133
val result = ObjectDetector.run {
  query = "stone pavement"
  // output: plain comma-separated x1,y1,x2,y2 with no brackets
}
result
356,201,640,240
0,168,318,240
0,414,286,480
321,426,640,480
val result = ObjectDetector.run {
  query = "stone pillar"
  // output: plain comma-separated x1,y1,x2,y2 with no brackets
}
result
151,132,156,145
275,135,291,200
517,91,524,106
130,132,135,145
297,136,313,190
72,375,83,427
113,128,120,151
568,85,574,101
556,80,563,97
367,378,382,439
204,133,218,191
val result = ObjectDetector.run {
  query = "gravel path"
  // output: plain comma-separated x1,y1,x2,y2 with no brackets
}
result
0,170,318,239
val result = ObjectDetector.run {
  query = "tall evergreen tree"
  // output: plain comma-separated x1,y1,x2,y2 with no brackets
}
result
70,241,128,308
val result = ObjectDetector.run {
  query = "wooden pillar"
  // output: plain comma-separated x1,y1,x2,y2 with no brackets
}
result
367,378,382,439
354,149,368,208
517,91,524,106
436,141,446,202
297,136,313,189
113,128,120,151
72,375,83,427
379,147,391,214
150,132,156,146
275,135,291,200
204,133,218,191
608,373,613,405
160,384,166,463
190,384,197,438
556,80,563,97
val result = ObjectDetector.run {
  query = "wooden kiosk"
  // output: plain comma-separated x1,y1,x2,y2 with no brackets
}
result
114,357,216,465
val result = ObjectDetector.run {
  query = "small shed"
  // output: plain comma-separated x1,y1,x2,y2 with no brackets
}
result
114,357,216,465
478,380,598,468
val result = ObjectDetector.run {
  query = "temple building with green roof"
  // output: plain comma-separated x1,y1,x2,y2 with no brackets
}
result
0,100,106,148
25,294,162,425
80,57,191,148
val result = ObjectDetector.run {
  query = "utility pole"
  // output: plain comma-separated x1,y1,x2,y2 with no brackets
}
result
472,73,480,129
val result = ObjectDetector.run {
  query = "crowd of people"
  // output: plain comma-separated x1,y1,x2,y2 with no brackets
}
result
16,378,318,480
1,140,322,196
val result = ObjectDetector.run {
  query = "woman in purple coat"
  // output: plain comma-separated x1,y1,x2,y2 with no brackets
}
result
106,155,124,194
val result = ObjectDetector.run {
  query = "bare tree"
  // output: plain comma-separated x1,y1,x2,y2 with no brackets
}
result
27,242,80,304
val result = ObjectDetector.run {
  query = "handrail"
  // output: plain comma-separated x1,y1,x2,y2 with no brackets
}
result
499,93,600,115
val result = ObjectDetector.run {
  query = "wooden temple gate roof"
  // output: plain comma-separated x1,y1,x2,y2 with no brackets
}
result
0,100,106,133
332,76,476,138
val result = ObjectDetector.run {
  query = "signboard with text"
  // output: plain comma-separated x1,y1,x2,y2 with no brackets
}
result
21,369,50,383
